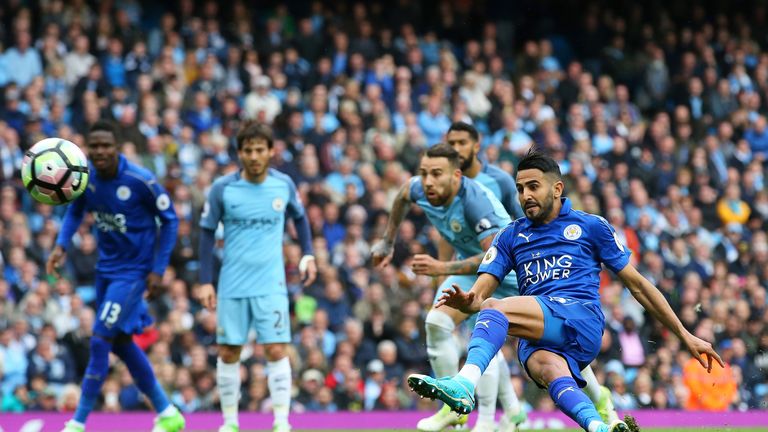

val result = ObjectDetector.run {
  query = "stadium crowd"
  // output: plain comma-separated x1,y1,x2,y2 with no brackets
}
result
0,0,767,417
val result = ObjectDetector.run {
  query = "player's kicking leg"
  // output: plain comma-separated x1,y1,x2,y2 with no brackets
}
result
477,279,527,432
417,276,471,431
409,296,631,432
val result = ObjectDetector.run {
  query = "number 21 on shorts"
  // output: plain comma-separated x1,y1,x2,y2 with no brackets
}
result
99,301,122,326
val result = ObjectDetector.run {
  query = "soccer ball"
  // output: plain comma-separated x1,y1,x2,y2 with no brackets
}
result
21,138,89,205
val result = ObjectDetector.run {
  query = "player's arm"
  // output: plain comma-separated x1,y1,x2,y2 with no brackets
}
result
413,235,495,276
198,181,225,310
47,195,87,278
144,180,179,298
416,184,509,276
592,216,724,372
286,177,316,286
437,227,513,314
371,179,412,268
433,236,455,286
617,264,723,371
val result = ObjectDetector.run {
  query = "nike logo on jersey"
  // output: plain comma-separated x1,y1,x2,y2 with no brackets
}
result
518,233,533,242
475,320,490,328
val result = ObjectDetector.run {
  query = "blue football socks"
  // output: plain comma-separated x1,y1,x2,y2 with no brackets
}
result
112,341,170,413
73,337,112,423
549,376,603,431
465,309,509,374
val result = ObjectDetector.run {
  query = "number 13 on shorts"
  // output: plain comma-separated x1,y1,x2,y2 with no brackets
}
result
99,301,122,326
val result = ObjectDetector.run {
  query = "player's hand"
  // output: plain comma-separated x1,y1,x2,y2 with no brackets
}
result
145,272,165,300
682,332,724,373
412,254,446,276
435,284,481,314
300,255,317,287
46,246,66,279
371,240,394,268
198,283,217,310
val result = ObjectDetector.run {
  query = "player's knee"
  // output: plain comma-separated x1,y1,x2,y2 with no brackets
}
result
264,343,287,361
86,336,112,378
218,345,242,363
425,309,455,338
529,356,570,387
480,297,501,311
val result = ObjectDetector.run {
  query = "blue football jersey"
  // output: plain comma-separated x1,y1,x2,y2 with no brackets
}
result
200,168,305,298
56,155,179,276
474,162,524,219
478,198,631,302
409,176,511,260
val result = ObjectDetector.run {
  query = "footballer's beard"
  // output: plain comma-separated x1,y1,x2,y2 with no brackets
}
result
459,150,475,172
243,162,268,179
525,194,556,225
426,179,455,207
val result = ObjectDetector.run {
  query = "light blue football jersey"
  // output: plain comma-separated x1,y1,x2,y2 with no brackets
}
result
409,176,510,260
200,168,305,298
474,162,524,219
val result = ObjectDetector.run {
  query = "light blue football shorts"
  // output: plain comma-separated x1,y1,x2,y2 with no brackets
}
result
216,293,290,345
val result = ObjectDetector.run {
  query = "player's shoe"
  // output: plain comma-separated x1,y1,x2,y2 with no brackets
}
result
416,404,468,431
622,414,641,432
218,425,239,432
470,419,497,432
408,373,476,415
497,409,528,432
608,419,630,432
60,421,84,432
151,409,185,432
596,385,620,423
272,421,291,432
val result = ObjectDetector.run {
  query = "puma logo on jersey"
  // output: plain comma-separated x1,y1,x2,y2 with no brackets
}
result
557,386,576,399
518,232,533,242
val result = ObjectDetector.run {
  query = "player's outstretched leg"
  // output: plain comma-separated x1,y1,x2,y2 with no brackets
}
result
581,365,619,423
60,336,113,432
495,351,527,432
409,307,510,415
416,308,467,431
111,338,184,432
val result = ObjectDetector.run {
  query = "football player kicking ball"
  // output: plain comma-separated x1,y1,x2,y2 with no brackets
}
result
50,121,184,432
407,150,722,432
197,122,317,432
444,122,619,428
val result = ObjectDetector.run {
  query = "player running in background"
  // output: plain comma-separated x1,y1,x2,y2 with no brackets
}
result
408,150,723,432
197,122,317,432
446,122,620,425
371,143,525,432
48,120,184,432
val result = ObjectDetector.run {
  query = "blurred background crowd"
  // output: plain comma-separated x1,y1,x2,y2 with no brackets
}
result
0,0,767,417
